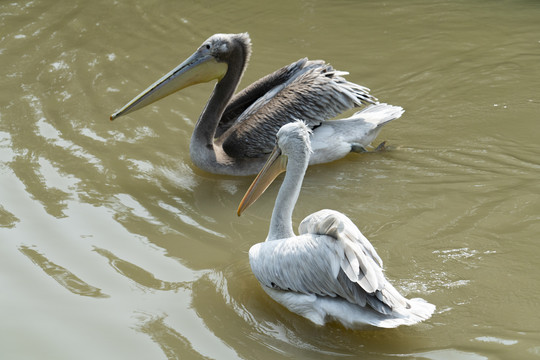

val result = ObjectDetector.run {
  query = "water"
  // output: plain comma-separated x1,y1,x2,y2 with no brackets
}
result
1,1,540,359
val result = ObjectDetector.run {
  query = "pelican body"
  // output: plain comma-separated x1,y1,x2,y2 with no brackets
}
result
110,33,402,176
237,122,435,328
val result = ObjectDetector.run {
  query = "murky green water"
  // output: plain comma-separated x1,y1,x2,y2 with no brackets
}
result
1,1,540,359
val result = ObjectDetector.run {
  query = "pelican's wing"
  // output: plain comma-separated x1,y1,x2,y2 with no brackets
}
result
298,209,384,269
220,59,377,158
217,59,309,137
249,210,410,315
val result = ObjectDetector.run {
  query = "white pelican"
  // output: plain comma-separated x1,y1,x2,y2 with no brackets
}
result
237,121,435,328
110,33,403,176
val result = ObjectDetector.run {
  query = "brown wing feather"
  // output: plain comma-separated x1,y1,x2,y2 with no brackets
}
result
216,58,309,138
220,59,377,159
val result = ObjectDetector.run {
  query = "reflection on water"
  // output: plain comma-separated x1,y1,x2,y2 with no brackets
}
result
0,204,18,228
138,314,212,360
93,247,188,291
19,246,109,298
1,0,540,359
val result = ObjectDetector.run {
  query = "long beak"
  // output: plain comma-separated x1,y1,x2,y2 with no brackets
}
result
237,146,288,216
110,50,228,120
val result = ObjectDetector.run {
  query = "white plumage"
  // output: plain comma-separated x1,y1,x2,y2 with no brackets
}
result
238,121,435,328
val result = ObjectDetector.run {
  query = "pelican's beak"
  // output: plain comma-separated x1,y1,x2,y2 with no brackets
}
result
237,146,288,216
110,50,228,120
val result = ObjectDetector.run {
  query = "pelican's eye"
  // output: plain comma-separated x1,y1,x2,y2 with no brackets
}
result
205,44,211,50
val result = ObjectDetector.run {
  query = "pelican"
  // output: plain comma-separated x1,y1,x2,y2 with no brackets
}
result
110,33,403,176
237,121,435,328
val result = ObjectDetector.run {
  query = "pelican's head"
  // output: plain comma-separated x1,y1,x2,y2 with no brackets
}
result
110,33,252,120
275,121,312,158
237,121,311,216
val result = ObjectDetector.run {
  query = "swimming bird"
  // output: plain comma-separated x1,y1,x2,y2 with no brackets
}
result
110,33,402,176
237,121,435,328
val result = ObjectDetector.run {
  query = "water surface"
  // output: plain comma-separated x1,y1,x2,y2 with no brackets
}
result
1,1,540,359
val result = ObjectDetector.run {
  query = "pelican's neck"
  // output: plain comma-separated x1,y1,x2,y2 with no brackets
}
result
191,47,248,149
267,151,309,241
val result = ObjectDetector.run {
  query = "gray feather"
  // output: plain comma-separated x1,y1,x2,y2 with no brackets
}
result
220,59,377,158
248,209,412,316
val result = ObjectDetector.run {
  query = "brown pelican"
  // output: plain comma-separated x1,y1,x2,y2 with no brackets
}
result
110,33,402,176
237,121,435,328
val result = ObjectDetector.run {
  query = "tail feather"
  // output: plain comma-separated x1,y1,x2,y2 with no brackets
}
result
314,295,435,329
350,103,405,128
